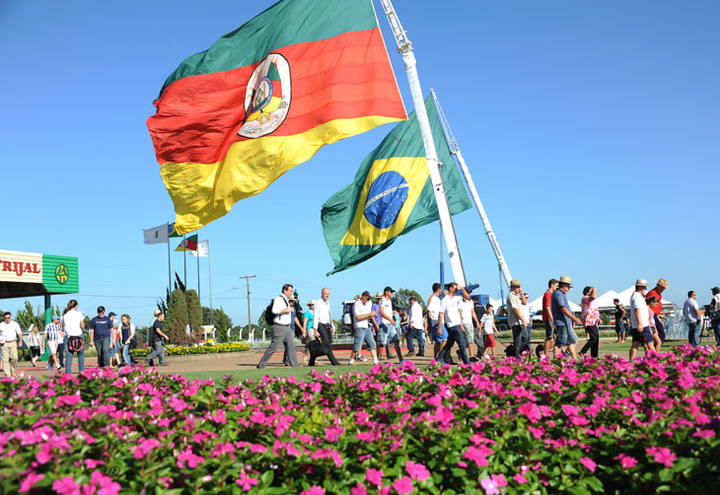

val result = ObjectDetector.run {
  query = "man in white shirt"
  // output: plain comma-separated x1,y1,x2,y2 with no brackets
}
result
683,291,702,347
711,287,720,346
406,295,425,357
257,284,301,369
377,286,396,360
507,280,528,358
629,279,655,359
427,283,446,360
438,283,468,365
349,291,379,365
0,311,24,377
460,291,481,358
310,288,340,366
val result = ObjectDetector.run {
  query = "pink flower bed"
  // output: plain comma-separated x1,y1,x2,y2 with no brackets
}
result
1,346,719,493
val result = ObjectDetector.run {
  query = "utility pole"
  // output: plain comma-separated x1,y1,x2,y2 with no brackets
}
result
239,275,256,339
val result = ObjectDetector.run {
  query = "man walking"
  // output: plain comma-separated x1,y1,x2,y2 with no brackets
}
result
552,276,583,360
438,283,469,365
614,298,627,343
89,306,113,368
257,284,301,369
0,312,23,377
407,295,425,357
43,315,64,371
349,291,379,365
683,291,702,347
542,279,559,357
507,280,528,358
710,287,720,345
145,311,169,366
311,288,340,366
460,290,481,358
378,286,396,360
646,278,669,348
427,283,446,360
629,279,655,359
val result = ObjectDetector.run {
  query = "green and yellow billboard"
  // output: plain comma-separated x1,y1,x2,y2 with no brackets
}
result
0,249,79,299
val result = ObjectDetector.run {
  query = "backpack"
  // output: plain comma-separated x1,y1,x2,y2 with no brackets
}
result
264,297,289,326
67,335,84,353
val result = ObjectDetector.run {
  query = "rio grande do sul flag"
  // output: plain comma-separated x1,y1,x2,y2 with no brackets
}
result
175,235,199,252
321,94,471,275
147,0,406,234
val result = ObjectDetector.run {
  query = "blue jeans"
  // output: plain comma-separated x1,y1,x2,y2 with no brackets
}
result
407,327,425,355
512,325,529,358
146,340,166,365
378,324,391,345
122,344,132,366
353,327,376,352
65,339,85,374
688,322,701,347
653,314,665,343
95,336,111,367
713,320,720,345
439,325,469,364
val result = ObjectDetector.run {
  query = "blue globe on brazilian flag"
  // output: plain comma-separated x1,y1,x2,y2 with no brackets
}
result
321,94,471,274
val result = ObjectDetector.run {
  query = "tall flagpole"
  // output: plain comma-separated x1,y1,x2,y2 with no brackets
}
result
182,234,187,287
208,240,214,335
378,0,467,286
196,249,201,300
167,238,172,291
431,89,513,289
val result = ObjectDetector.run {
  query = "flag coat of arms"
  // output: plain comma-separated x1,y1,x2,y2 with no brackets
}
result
147,0,406,234
175,235,199,252
321,94,472,274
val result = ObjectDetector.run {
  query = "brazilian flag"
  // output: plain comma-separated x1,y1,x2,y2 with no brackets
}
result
321,94,472,274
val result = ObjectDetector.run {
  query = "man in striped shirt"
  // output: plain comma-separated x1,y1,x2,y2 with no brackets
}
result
43,316,64,370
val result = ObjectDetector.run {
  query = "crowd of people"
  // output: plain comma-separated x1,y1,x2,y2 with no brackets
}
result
256,277,720,369
0,300,168,377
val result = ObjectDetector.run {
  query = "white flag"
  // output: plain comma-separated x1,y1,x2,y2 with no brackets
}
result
190,239,209,257
143,223,169,244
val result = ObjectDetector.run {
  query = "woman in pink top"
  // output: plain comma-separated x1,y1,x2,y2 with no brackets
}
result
580,287,600,357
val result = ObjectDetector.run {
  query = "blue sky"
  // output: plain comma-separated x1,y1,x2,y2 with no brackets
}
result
1,0,718,325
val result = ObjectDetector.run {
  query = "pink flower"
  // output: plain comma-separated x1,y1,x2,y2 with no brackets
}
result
481,476,499,495
56,394,81,407
350,482,367,495
366,468,384,486
579,457,596,472
35,445,52,464
405,460,430,482
176,447,205,468
300,486,325,495
513,472,528,484
693,430,715,439
646,446,676,467
463,445,493,467
53,476,80,495
19,472,44,493
392,476,414,494
615,454,638,469
90,471,120,495
235,471,259,491
518,402,542,423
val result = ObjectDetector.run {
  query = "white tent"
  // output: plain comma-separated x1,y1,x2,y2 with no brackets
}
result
520,295,580,313
595,290,620,310
602,286,673,309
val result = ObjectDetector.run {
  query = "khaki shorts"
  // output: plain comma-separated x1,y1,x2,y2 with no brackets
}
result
47,341,58,354
464,322,475,344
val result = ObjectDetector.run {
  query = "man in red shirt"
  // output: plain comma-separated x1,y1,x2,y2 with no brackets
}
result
542,278,559,358
646,278,669,348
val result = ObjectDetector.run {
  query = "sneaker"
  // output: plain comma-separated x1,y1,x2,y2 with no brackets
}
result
406,351,415,356
348,359,355,365
356,355,367,362
386,354,396,360
256,364,266,369
373,359,380,365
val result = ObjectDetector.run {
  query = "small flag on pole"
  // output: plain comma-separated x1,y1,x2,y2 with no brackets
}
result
175,235,199,252
190,240,209,257
168,222,183,238
143,223,169,244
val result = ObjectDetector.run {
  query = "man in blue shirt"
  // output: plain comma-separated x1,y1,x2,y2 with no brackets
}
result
89,306,113,368
551,276,583,360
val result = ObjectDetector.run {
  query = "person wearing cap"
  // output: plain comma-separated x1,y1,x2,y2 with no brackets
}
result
146,310,169,367
427,283,447,359
460,289,481,358
542,279,559,357
682,291,701,347
506,280,529,358
646,278,669,347
89,306,113,368
349,291,379,365
629,279,655,359
257,284,301,369
304,300,315,342
613,298,627,343
406,295,425,357
438,282,469,365
42,315,64,371
376,286,397,360
310,288,340,366
709,287,720,345
551,276,583,360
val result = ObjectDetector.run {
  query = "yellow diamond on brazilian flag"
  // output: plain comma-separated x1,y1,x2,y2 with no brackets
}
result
321,94,471,274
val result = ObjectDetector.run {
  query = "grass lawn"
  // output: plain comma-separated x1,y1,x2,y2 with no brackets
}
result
180,364,373,381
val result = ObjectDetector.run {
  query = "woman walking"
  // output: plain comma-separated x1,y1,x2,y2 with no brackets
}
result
62,299,86,374
119,314,136,367
580,287,600,357
27,325,42,367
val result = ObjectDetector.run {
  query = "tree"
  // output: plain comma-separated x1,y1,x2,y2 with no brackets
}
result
14,300,44,331
185,289,202,339
202,306,232,342
393,288,426,313
166,288,193,345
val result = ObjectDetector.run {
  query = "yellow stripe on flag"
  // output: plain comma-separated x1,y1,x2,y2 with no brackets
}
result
161,115,402,234
340,156,429,246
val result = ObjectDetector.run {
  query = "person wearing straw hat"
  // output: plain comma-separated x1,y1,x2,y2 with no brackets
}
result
629,279,655,359
646,278,669,348
551,276,583,360
506,279,529,358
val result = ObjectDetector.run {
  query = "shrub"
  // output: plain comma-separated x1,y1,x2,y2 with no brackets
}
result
130,342,250,358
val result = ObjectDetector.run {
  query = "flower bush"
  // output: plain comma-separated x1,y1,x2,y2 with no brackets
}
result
129,342,250,358
1,346,719,494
